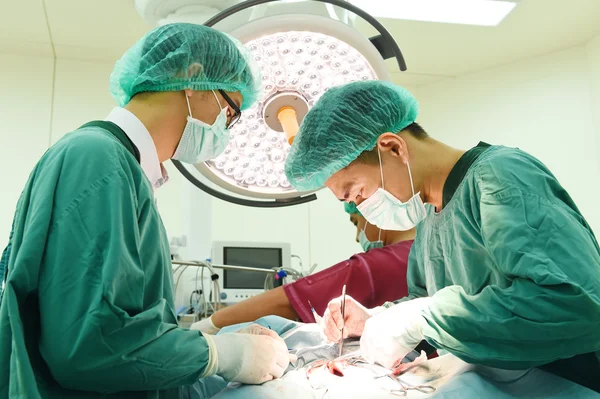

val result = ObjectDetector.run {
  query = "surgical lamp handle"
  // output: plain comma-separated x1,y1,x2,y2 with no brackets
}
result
203,0,407,72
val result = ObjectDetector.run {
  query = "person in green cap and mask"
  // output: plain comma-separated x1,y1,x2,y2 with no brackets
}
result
344,201,413,252
0,23,295,398
284,80,600,392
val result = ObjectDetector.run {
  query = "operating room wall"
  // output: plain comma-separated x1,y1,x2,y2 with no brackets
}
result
412,42,600,235
587,36,600,171
0,54,54,245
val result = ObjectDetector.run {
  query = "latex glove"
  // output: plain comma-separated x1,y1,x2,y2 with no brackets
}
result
209,324,296,384
190,316,220,334
322,295,382,342
235,323,286,337
360,297,431,369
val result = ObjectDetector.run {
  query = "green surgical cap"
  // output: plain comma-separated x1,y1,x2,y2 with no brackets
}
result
110,23,261,110
285,80,418,191
344,202,362,217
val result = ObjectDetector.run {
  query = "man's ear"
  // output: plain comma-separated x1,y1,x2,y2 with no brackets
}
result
376,133,409,165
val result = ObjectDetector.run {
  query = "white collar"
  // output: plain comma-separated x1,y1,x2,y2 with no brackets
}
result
105,107,169,189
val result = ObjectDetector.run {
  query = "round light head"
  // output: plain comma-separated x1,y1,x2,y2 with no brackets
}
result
194,15,388,200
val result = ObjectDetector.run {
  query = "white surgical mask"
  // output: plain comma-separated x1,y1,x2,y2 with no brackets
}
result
357,148,427,231
358,224,384,252
173,90,230,164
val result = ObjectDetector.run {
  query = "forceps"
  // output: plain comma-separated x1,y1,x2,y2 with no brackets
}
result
375,374,436,395
338,285,346,357
395,376,436,395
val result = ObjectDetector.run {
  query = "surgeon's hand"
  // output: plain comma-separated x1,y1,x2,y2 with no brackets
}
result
211,324,296,384
322,295,378,342
360,297,431,369
190,315,221,334
235,323,280,336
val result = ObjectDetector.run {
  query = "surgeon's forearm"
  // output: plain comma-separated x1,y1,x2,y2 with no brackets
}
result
45,323,211,392
422,282,600,370
211,286,299,329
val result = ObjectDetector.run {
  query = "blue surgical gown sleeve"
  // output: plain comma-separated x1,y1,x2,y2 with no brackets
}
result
421,157,600,369
35,131,211,392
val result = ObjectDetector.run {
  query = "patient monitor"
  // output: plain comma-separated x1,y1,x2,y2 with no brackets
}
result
212,241,291,304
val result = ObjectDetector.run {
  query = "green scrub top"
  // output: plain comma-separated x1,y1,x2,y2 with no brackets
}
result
407,143,600,392
0,122,211,398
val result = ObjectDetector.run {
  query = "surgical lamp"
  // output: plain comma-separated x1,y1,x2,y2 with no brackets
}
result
168,0,407,207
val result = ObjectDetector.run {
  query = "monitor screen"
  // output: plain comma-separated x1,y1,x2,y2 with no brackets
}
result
223,247,283,289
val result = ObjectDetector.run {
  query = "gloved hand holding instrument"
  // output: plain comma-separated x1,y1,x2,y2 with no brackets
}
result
360,297,432,369
322,294,386,342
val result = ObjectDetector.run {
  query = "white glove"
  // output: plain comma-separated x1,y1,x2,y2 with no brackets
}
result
235,323,278,335
360,297,431,369
322,295,382,342
208,324,296,384
190,316,220,334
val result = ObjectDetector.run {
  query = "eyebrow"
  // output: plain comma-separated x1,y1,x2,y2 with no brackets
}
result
338,182,355,201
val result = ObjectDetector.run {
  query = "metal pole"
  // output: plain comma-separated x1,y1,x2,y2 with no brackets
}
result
172,260,277,274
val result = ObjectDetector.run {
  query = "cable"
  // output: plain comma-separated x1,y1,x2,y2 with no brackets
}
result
194,263,201,321
189,290,202,310
174,260,226,321
187,260,222,319
173,264,185,275
264,266,304,291
291,254,304,275
203,261,221,314
201,263,207,318
174,265,189,301
207,267,215,314
173,265,191,315
264,270,274,291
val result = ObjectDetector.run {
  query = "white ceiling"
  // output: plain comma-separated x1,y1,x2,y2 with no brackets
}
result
370,0,600,86
1,0,599,88
0,0,150,60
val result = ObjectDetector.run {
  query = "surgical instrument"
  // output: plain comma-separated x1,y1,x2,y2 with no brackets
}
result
338,284,346,357
375,374,436,395
396,377,436,394
309,300,324,327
